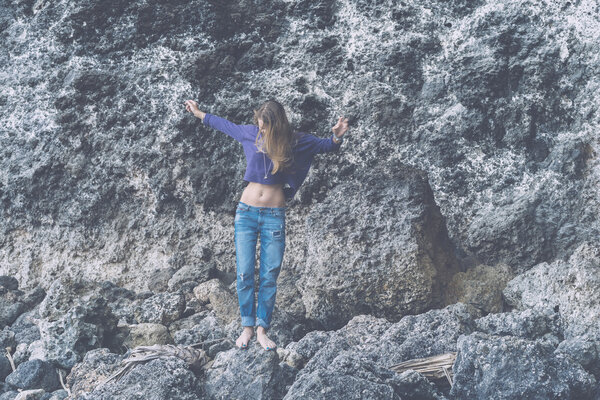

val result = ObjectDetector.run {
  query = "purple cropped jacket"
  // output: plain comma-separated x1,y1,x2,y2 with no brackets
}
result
202,113,341,200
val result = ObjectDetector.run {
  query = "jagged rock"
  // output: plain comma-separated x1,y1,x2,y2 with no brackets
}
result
172,312,225,346
75,354,204,400
10,310,41,347
504,242,600,339
66,348,125,399
134,292,186,325
0,277,19,291
123,323,173,349
474,307,561,339
146,268,176,293
282,303,478,398
0,391,19,400
192,280,238,326
168,262,215,291
445,263,514,314
13,389,46,400
46,390,68,400
203,345,297,400
96,282,137,325
0,328,16,351
0,353,11,381
38,278,94,321
193,279,222,305
284,353,447,400
4,359,61,392
451,332,597,399
298,161,461,329
0,277,44,330
30,296,120,369
279,330,333,370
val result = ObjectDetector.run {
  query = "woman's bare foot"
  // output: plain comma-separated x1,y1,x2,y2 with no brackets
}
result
256,326,276,350
236,326,254,349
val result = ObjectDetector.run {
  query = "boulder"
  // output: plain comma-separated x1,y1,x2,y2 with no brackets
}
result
30,296,120,369
298,162,461,329
445,263,514,314
123,323,173,348
98,356,204,400
5,359,61,392
134,292,186,325
451,332,596,399
504,242,600,339
203,345,297,400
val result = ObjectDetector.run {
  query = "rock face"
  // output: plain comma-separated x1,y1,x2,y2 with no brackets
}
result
1,0,600,398
297,161,460,329
451,332,596,399
504,242,600,339
282,303,479,399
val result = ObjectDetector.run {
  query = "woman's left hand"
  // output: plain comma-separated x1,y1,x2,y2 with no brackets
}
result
332,116,349,138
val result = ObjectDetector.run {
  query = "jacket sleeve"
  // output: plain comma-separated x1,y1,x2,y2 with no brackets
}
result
202,113,249,143
306,133,342,155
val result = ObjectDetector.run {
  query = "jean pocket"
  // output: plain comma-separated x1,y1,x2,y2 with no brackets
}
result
236,203,251,212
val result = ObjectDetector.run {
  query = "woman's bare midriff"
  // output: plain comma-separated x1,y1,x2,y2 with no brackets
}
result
239,182,286,207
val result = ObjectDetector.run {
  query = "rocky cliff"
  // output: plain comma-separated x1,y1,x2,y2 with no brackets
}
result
1,0,599,399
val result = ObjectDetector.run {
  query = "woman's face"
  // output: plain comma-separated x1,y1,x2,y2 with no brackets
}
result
258,118,264,132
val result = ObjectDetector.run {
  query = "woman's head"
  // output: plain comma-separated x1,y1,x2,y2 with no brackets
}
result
253,100,294,174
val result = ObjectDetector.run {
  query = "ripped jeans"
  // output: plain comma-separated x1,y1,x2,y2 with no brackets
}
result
234,201,286,330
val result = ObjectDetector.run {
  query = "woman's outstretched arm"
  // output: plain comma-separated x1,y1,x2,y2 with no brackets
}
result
308,116,350,154
184,99,247,143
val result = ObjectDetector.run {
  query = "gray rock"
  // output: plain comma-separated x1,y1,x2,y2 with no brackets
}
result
167,262,215,291
5,359,61,392
9,311,41,347
284,353,446,400
13,389,46,400
0,328,16,352
146,268,176,293
451,332,597,399
46,390,68,400
122,323,173,348
66,348,125,399
134,292,186,325
193,280,245,328
79,356,204,400
172,312,225,346
280,330,333,370
0,392,18,400
555,336,600,378
0,353,11,381
31,296,120,369
445,263,514,314
299,161,460,329
203,345,297,400
38,278,92,321
168,310,211,332
474,307,561,339
0,277,19,291
504,242,600,339
294,303,478,376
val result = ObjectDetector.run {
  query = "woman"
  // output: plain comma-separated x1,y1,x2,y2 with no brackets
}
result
184,99,348,350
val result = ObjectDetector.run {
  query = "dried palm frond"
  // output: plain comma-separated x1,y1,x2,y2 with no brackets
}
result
389,352,457,386
97,344,210,388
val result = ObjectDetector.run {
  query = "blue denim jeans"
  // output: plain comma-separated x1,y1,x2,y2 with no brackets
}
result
234,201,286,330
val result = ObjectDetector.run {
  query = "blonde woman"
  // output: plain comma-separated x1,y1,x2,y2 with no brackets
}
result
184,99,349,350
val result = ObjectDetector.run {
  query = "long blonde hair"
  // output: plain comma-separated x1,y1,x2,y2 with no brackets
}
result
253,100,294,174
